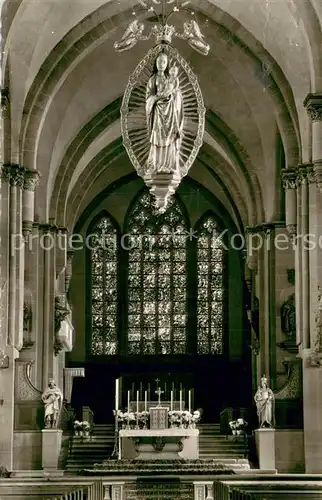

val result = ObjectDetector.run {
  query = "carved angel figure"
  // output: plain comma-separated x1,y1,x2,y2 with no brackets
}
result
177,20,210,56
114,20,148,52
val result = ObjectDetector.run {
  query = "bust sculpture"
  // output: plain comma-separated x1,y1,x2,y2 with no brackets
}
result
42,378,63,429
254,375,275,428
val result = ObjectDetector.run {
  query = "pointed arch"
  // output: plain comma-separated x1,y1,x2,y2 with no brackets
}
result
194,211,227,355
87,210,120,355
124,189,189,355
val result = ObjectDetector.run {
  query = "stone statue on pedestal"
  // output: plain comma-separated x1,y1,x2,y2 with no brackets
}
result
42,378,63,429
254,375,275,428
280,293,296,339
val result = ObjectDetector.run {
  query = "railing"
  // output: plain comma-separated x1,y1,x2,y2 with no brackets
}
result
44,489,86,500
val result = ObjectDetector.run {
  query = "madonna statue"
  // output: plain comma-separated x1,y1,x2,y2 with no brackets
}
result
254,375,275,428
146,52,183,173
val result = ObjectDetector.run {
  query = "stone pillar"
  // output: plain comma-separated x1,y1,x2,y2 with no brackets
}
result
255,428,276,470
194,483,206,500
302,93,322,472
281,169,297,239
41,429,62,471
22,169,39,237
298,165,314,350
110,482,124,500
40,224,56,389
0,164,24,471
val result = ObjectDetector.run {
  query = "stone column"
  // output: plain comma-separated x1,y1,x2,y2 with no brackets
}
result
40,224,56,389
281,169,297,239
302,93,322,472
22,169,40,237
0,164,24,471
298,165,314,350
2,164,24,349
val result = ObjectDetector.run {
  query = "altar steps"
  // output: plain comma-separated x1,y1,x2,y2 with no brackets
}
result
198,424,248,460
65,424,115,473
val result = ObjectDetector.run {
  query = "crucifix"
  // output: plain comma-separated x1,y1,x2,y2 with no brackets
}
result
155,387,164,407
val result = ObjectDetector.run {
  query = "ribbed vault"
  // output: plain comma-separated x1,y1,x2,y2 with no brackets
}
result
2,0,322,233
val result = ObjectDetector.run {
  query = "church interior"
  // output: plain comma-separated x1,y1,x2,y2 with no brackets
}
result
1,0,322,498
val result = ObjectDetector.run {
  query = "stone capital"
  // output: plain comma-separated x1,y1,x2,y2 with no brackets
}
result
313,160,322,193
39,223,57,234
298,163,314,184
1,164,25,188
304,93,322,121
24,169,40,191
282,168,298,190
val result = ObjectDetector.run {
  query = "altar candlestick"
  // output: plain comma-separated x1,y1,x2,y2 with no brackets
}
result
164,382,167,399
144,391,147,412
127,390,130,411
170,390,173,411
148,383,150,400
115,378,119,411
179,390,182,411
136,390,139,413
188,390,191,413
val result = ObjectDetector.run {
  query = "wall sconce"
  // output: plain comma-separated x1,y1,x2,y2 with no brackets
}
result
0,349,9,369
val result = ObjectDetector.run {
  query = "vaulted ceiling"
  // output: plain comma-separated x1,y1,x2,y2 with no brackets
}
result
3,0,322,231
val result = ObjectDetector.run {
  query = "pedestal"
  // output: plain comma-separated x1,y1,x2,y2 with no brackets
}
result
41,429,62,471
255,428,275,470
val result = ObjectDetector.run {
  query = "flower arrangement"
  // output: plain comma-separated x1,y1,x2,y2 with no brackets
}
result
168,410,201,428
113,409,138,428
229,418,247,435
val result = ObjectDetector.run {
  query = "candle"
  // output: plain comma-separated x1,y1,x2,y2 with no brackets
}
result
115,378,119,411
170,390,173,411
188,390,191,413
127,390,130,411
144,391,147,412
136,390,139,413
179,390,182,412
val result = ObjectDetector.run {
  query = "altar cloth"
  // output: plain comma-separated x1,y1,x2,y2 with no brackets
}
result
119,428,199,460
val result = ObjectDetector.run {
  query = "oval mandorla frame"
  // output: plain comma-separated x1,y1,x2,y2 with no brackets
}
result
120,43,206,181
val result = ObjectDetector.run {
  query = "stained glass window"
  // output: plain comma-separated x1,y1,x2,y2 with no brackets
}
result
196,215,224,354
89,214,118,355
126,191,187,355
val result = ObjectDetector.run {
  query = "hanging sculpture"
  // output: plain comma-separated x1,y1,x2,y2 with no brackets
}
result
114,0,209,212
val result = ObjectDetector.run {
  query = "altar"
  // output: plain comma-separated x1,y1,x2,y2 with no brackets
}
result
119,428,199,460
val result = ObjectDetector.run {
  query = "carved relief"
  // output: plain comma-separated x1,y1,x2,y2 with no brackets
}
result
15,360,41,401
275,360,301,400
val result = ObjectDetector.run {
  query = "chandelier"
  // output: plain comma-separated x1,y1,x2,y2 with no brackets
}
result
114,0,209,212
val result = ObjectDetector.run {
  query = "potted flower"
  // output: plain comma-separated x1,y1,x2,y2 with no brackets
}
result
235,417,247,435
229,420,237,435
191,410,201,428
73,420,82,436
82,420,90,436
